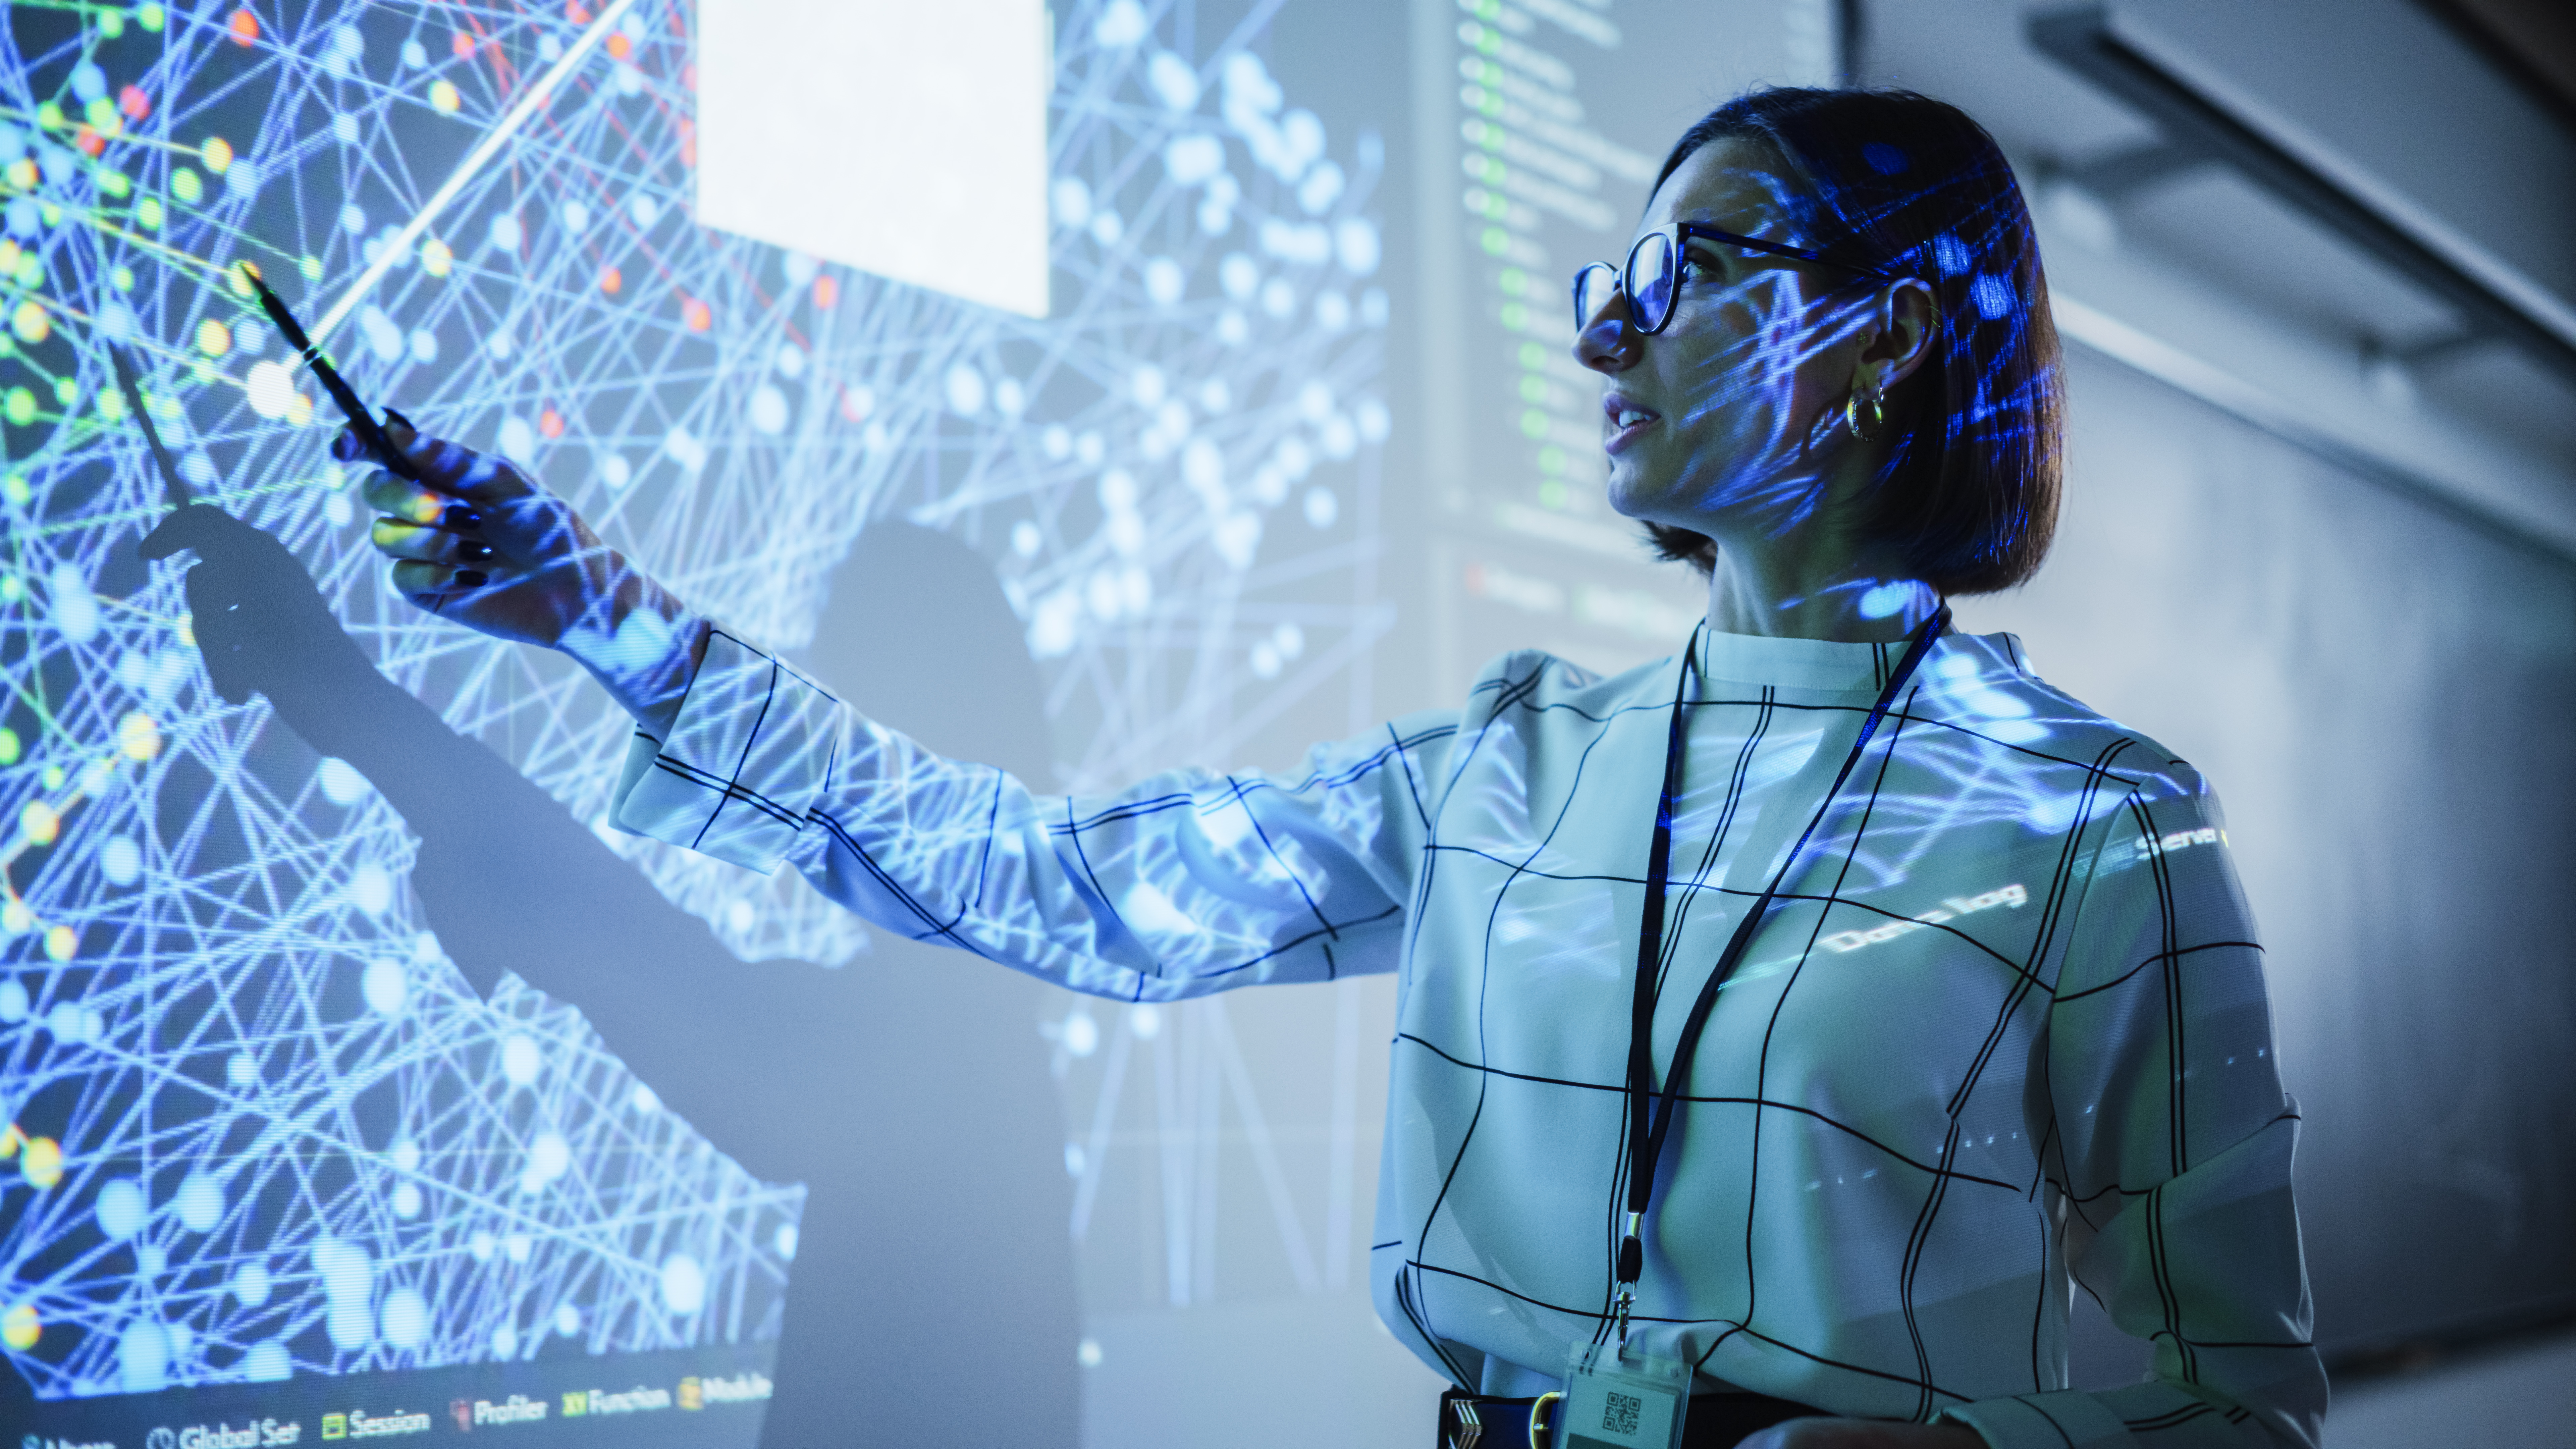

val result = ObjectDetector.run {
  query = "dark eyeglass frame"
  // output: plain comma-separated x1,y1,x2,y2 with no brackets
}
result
1571,222,1898,336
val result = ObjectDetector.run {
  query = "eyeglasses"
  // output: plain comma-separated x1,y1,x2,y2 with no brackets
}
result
1571,222,1895,336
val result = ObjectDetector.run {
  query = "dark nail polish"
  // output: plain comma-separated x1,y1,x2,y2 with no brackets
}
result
384,407,417,434
452,570,488,588
460,542,495,561
443,504,483,530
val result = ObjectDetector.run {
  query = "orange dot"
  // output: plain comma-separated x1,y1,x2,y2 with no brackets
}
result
451,31,474,58
681,298,711,332
599,266,622,296
813,275,840,310
228,8,259,44
73,127,104,158
606,32,632,61
567,1,593,22
538,407,564,439
118,85,152,121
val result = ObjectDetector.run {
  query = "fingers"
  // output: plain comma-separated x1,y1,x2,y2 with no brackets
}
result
379,415,540,505
370,515,497,566
359,467,464,527
388,558,491,599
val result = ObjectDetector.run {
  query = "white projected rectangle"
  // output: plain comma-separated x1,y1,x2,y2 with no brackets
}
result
695,0,1051,317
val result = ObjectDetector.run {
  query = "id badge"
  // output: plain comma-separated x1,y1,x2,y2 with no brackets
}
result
1555,1340,1689,1449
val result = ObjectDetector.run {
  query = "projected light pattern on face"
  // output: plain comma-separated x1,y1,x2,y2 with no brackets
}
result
1582,92,2060,610
0,0,1385,1402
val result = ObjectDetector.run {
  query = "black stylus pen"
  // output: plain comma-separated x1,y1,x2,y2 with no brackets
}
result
237,262,423,482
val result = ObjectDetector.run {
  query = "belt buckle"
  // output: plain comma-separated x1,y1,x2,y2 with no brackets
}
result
1529,1390,1561,1449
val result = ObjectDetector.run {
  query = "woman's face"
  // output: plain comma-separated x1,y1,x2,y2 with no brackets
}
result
1577,138,1920,545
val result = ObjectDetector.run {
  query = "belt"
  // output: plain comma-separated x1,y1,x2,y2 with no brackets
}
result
1438,1387,1820,1449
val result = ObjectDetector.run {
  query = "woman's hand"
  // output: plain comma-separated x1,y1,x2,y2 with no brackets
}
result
353,417,707,734
1739,1420,1986,1449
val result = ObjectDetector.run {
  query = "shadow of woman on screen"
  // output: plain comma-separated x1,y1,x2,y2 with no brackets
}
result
140,505,1079,1448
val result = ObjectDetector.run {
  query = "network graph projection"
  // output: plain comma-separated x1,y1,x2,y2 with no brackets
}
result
0,0,1390,1404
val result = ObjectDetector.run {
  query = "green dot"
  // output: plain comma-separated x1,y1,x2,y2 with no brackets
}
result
1500,302,1528,331
1481,227,1509,256
86,97,118,130
0,571,17,597
1519,375,1549,404
301,255,322,280
111,265,136,291
0,727,18,766
36,102,63,131
1518,341,1547,367
137,196,163,229
171,167,202,204
43,765,65,792
1519,409,1549,439
1,474,25,504
4,388,36,427
1481,93,1503,117
191,360,214,384
100,171,131,200
39,203,60,227
140,5,166,33
1538,479,1569,509
0,336,12,357
1539,446,1568,475
100,10,125,37
52,378,77,407
1499,267,1526,294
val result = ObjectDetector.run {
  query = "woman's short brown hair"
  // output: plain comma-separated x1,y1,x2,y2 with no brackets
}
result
1641,88,2063,596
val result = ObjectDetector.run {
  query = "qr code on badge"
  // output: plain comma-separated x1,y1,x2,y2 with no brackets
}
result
1603,1390,1643,1437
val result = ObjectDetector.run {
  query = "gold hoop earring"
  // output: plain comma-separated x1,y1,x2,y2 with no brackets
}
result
1843,386,1885,443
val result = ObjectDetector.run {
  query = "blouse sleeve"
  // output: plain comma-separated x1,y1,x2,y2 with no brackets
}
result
1937,762,2327,1449
607,628,1461,1000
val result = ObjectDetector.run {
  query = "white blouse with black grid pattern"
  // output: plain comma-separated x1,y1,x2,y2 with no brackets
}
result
610,624,2326,1449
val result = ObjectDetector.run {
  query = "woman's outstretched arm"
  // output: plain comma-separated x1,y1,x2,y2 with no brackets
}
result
356,424,1459,999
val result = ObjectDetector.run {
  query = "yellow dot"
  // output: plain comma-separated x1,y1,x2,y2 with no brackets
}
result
198,317,233,356
203,136,233,174
19,800,57,847
421,238,453,278
1,1303,37,1351
0,1123,20,1159
21,1137,62,1190
430,80,462,114
0,900,30,933
10,301,49,345
43,926,75,962
119,712,161,761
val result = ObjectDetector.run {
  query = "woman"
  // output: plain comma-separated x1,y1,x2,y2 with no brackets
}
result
346,89,2324,1448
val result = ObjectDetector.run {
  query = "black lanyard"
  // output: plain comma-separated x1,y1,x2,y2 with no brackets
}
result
1612,606,1949,1337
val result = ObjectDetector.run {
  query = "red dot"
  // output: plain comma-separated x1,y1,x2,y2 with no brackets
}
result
228,8,259,45
118,86,152,121
538,408,565,439
682,299,712,332
451,32,475,58
567,1,593,22
74,127,105,157
599,266,622,296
